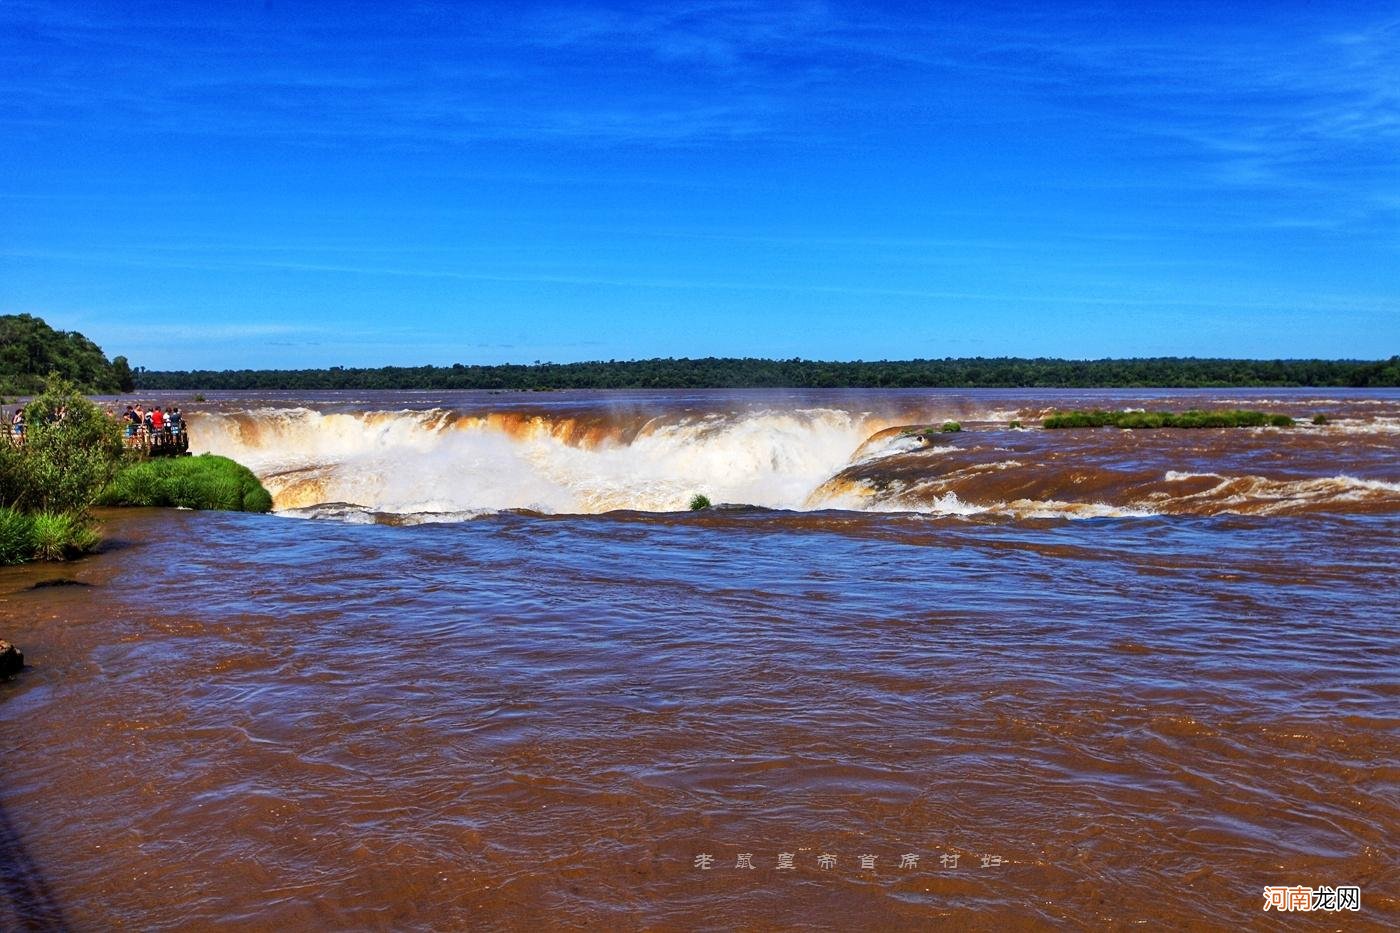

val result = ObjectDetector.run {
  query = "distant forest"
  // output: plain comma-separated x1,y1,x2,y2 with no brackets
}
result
133,356,1400,390
4,313,1396,393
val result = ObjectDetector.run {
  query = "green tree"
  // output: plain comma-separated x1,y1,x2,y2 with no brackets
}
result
0,376,124,513
0,313,128,395
111,355,136,393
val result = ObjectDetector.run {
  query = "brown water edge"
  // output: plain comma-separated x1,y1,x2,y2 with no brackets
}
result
1,507,1397,930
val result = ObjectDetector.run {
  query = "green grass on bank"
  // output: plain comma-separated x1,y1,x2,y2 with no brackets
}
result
0,508,100,564
97,454,273,513
1042,409,1295,429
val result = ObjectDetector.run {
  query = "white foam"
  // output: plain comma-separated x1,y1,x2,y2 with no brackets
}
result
192,407,885,514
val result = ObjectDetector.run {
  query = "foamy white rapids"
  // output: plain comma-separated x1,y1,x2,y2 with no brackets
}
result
1163,470,1400,514
191,407,889,515
860,484,1158,520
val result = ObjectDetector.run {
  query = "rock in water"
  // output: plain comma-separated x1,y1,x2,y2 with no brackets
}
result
0,640,22,677
30,578,92,590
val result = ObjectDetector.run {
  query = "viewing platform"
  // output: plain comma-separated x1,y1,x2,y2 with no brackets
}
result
3,425,191,457
124,429,191,457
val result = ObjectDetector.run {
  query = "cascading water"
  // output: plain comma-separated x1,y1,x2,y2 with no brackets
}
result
190,407,898,515
185,394,1400,521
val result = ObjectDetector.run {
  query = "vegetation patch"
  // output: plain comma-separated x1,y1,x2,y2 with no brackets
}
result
1042,409,1295,429
1,376,270,567
902,421,964,440
0,508,100,564
1312,414,1329,425
688,493,711,511
0,377,124,564
99,454,274,512
0,508,36,565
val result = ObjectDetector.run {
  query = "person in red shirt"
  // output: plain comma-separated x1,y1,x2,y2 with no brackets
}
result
152,407,165,432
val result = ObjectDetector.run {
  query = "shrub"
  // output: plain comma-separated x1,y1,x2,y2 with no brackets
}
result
940,421,961,433
98,454,273,512
1008,420,1022,429
1043,408,1293,430
192,393,207,402
27,512,99,562
689,493,711,511
1,376,123,513
1312,414,1328,425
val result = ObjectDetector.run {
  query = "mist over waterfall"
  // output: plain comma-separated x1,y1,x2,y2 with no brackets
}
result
191,407,895,515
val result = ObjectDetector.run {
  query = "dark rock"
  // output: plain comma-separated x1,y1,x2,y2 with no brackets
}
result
29,578,92,590
0,640,22,677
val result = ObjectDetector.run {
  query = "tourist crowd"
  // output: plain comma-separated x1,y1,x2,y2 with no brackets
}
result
116,404,186,447
2,402,187,448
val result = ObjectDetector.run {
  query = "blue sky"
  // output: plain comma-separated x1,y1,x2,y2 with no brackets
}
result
1,1,1397,369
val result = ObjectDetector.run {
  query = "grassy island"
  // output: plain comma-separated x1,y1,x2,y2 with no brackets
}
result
902,422,962,439
99,455,273,513
1042,409,1294,429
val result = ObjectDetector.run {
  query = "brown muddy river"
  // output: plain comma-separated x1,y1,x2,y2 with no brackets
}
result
1,389,1397,929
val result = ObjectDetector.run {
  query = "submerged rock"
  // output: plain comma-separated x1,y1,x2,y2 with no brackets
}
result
0,640,22,677
29,578,92,590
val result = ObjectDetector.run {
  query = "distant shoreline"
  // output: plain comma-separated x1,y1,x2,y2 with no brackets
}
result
131,355,1400,392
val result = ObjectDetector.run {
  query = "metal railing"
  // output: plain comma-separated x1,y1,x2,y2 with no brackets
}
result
122,427,191,456
2,424,191,456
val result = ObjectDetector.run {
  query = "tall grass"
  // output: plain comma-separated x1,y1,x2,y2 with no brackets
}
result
0,508,34,565
30,512,100,561
98,454,273,512
0,507,100,563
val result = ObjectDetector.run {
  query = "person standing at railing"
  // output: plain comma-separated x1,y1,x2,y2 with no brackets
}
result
168,406,183,436
123,405,140,443
11,407,24,444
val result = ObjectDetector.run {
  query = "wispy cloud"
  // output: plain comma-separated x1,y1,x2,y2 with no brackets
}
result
97,322,318,341
7,245,1395,317
3,0,1396,177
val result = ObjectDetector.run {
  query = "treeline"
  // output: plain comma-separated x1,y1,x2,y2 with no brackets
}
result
133,356,1400,391
0,314,135,395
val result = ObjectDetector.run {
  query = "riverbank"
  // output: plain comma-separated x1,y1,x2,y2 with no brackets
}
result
1,449,270,679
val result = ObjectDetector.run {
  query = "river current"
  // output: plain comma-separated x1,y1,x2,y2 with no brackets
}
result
1,388,1396,929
